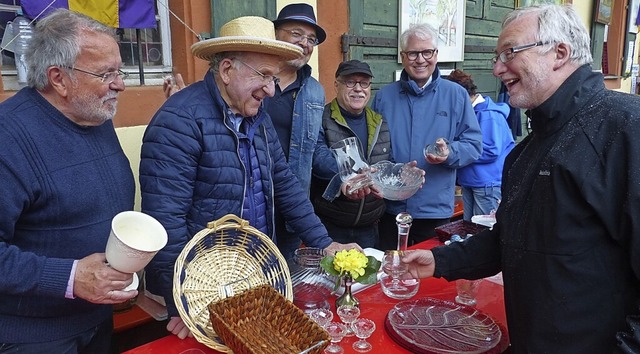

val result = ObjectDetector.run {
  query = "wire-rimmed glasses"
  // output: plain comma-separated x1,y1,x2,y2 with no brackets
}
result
233,58,280,87
66,66,129,84
401,49,437,61
492,41,545,64
278,28,319,46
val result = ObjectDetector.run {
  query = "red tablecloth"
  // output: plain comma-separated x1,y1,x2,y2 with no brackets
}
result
123,239,508,354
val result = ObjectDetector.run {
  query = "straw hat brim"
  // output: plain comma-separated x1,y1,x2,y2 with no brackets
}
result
191,36,303,62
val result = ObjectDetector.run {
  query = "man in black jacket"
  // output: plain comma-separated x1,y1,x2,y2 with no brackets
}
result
401,4,640,353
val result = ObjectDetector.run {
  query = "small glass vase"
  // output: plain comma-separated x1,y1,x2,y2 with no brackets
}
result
336,275,360,308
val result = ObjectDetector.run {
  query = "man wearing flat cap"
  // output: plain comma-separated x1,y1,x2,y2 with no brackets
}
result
139,16,359,339
266,3,336,260
311,60,421,249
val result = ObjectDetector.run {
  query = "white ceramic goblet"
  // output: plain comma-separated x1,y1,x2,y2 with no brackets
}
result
105,211,167,290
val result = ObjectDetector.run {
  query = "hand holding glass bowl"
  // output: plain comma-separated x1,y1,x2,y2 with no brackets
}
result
424,137,449,164
369,161,424,201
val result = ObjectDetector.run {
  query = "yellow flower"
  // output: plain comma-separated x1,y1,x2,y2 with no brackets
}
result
332,249,369,280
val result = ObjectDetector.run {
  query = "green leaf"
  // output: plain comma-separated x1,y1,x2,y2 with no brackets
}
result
354,256,381,285
320,255,340,277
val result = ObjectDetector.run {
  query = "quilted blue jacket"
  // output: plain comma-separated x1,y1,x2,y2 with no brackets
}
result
139,71,332,316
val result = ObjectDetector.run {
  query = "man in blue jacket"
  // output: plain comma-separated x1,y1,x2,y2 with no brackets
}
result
372,24,482,249
139,16,358,340
0,9,136,353
265,3,337,260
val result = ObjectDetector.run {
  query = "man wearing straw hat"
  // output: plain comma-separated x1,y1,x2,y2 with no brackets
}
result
140,15,360,340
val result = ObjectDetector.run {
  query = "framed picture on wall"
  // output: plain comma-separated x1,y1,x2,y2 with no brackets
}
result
398,0,466,63
595,0,614,24
516,0,572,7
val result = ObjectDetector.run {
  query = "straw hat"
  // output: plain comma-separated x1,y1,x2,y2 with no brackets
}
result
191,16,303,62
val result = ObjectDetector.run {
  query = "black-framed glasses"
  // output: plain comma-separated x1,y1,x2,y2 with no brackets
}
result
234,58,280,87
66,67,128,84
492,41,545,64
401,49,438,61
337,79,371,89
278,28,319,46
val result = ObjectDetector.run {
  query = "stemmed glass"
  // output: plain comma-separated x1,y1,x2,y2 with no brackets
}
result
309,308,333,328
331,137,373,194
351,318,376,353
380,250,408,294
323,322,347,354
336,304,360,337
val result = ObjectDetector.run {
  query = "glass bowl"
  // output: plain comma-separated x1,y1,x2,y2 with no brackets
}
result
370,161,423,201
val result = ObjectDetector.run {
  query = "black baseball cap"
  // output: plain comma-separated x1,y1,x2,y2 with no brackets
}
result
335,60,374,78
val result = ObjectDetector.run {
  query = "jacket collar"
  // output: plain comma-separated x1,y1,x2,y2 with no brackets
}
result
527,64,604,136
399,65,442,96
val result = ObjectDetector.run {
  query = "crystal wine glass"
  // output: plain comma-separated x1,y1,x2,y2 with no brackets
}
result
336,304,360,337
381,250,408,292
309,308,334,328
330,137,373,193
323,322,347,354
351,318,376,353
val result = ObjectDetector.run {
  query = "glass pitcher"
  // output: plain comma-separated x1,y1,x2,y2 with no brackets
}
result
289,248,334,314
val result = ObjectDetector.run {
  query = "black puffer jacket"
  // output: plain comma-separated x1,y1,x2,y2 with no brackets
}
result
311,99,391,227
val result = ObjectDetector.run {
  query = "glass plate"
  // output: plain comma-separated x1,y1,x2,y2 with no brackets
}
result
385,297,503,354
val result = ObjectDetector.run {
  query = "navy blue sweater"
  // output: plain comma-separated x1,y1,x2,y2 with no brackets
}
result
0,88,134,342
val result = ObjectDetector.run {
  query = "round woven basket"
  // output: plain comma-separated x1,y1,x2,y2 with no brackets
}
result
172,214,292,352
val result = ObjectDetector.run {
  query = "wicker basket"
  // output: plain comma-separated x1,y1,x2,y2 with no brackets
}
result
434,220,489,242
209,284,330,354
173,214,292,352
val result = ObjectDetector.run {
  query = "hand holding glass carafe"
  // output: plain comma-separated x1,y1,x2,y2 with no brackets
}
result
424,137,449,164
380,213,420,299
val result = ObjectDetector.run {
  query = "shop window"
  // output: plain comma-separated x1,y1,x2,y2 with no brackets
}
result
592,0,635,89
0,0,172,90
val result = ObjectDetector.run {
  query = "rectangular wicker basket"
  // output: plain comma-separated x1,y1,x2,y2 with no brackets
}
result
435,220,489,242
208,284,330,354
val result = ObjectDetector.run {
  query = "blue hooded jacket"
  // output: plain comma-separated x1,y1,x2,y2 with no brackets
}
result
457,96,515,187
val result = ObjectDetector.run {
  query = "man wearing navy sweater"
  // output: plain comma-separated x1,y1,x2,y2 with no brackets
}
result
0,9,136,353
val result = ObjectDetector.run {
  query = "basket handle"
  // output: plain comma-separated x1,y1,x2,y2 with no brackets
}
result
206,214,249,229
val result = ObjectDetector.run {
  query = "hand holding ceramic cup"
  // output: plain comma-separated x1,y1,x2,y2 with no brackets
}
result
105,211,168,290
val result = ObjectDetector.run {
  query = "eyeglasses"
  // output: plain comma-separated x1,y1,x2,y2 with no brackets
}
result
278,28,319,46
492,41,545,64
234,58,280,87
401,49,438,61
67,67,128,84
337,79,371,89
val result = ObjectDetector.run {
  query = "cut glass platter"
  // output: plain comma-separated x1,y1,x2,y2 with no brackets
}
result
385,297,505,354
